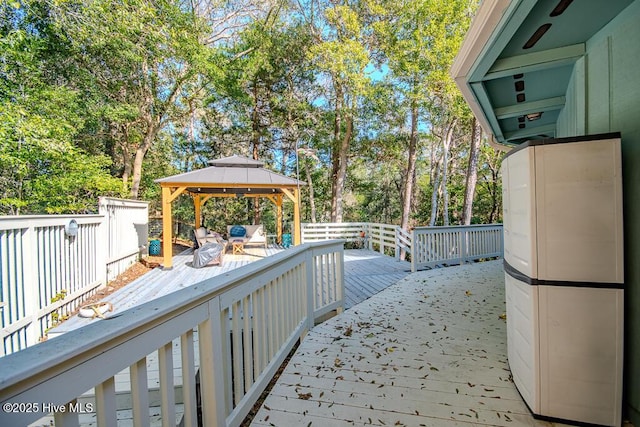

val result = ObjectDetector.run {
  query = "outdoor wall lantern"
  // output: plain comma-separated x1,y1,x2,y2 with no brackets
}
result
65,219,79,238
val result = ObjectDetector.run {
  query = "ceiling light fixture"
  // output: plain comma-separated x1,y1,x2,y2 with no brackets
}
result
523,23,552,49
517,93,526,103
515,81,525,92
526,112,543,121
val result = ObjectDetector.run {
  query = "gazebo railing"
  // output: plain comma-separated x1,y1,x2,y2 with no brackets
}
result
0,240,344,427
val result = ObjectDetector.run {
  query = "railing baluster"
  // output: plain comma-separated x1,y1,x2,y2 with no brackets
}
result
95,377,117,427
180,330,198,427
130,357,150,427
158,342,176,427
232,301,243,404
198,297,227,427
54,400,79,427
242,295,252,393
253,288,264,377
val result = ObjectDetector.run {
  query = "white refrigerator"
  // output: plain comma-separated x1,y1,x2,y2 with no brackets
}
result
501,133,624,426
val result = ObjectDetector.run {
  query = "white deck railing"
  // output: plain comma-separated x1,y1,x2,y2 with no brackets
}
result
0,240,344,427
301,222,503,272
301,222,398,255
0,198,148,355
411,224,504,271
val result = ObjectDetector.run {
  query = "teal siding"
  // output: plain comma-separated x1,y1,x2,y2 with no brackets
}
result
557,1,640,423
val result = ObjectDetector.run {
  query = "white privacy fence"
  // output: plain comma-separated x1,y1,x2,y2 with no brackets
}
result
0,241,344,427
302,222,503,272
0,198,148,355
100,197,150,281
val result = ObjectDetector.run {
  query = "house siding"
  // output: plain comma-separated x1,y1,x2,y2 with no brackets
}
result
556,1,640,423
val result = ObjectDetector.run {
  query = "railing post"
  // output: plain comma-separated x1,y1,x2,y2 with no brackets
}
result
458,228,463,265
305,248,315,330
394,227,400,260
336,246,345,314
411,228,416,273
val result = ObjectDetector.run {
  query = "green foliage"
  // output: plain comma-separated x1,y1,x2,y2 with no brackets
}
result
0,0,503,229
0,27,123,214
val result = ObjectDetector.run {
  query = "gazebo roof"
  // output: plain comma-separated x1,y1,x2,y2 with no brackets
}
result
155,155,306,195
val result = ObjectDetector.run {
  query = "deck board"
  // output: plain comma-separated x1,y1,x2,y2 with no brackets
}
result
250,260,564,427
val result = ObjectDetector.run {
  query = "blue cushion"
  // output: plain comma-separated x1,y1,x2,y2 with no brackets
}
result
229,225,246,237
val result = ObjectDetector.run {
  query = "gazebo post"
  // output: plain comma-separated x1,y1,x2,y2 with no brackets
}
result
193,195,202,229
160,186,187,269
277,195,283,244
281,188,301,245
293,188,301,245
161,187,174,269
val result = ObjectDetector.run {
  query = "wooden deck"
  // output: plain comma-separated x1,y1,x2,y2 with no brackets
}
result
50,247,408,336
343,250,411,308
250,260,560,427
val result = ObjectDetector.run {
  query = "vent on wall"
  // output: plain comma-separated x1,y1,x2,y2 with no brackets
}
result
523,23,552,49
550,0,574,17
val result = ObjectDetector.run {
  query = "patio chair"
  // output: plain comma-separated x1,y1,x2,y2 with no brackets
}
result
194,227,227,250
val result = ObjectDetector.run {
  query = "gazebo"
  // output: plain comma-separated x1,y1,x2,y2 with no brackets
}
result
155,155,306,268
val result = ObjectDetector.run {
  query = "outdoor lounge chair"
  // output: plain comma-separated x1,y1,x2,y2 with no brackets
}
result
194,227,227,248
226,224,268,249
193,227,227,266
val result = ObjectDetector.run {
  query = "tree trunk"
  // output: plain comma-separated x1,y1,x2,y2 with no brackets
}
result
251,82,262,225
330,84,344,222
304,158,317,223
440,119,456,226
429,158,442,227
489,162,500,223
401,101,418,231
332,115,352,223
462,118,482,225
129,124,158,199
400,101,419,259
